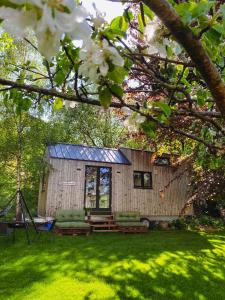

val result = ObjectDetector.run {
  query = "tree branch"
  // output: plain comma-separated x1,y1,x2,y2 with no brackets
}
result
132,52,194,67
143,0,225,118
0,77,223,149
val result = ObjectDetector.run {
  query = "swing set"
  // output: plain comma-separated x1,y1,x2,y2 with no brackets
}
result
0,189,38,244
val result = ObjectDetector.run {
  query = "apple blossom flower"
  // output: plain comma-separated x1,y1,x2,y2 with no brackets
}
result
0,7,35,38
63,100,77,108
91,3,106,28
123,112,146,133
135,114,147,124
0,0,91,59
121,107,132,116
79,38,124,82
102,39,124,67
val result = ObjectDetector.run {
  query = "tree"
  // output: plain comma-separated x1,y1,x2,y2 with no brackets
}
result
0,0,224,150
58,104,126,148
143,0,225,116
0,0,224,213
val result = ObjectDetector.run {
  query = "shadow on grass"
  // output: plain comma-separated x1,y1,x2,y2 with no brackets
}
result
0,230,225,300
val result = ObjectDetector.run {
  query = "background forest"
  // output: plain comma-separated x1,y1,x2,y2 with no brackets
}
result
0,0,225,218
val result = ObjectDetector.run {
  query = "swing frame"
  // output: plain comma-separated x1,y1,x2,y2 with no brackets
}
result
0,189,38,244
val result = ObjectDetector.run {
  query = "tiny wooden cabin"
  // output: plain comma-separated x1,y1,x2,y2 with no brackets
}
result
38,143,192,220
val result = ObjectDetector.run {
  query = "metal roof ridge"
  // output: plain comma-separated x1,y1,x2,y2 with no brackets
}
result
47,143,176,157
117,149,131,165
119,146,177,156
47,143,132,165
47,142,119,151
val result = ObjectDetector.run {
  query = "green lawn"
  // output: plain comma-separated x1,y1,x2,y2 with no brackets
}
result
1,231,225,300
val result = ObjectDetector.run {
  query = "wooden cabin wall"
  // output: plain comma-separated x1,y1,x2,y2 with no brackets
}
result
42,159,120,216
118,149,191,218
38,175,48,216
39,149,191,218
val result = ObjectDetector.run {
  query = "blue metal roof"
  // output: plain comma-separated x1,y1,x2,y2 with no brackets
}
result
47,144,131,165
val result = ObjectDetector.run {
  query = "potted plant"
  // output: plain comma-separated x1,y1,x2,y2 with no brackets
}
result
85,207,91,220
216,199,225,219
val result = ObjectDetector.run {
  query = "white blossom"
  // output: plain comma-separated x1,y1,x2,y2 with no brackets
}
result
121,107,132,116
163,38,182,56
128,125,139,133
144,18,182,58
144,17,159,43
124,112,146,133
0,7,35,38
63,100,77,108
102,39,124,67
91,3,106,28
79,39,124,82
135,115,146,124
0,0,91,59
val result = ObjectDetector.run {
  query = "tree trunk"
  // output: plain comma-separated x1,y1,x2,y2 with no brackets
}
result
16,115,22,221
16,155,22,221
143,0,225,118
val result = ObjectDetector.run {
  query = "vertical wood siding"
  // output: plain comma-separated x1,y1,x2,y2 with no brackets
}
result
38,148,191,217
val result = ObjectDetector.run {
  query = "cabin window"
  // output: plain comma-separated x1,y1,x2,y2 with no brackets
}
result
41,173,47,192
154,156,170,166
133,171,152,189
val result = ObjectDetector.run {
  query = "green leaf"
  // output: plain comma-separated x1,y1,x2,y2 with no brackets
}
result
21,98,32,111
103,28,127,40
205,28,222,44
138,12,147,35
141,120,157,139
140,3,146,27
110,85,124,99
123,10,134,23
99,87,112,108
142,3,154,20
153,102,171,117
54,70,66,86
108,66,128,84
166,46,173,58
175,3,193,24
110,16,128,32
54,98,63,110
191,1,213,19
196,90,207,106
0,0,19,8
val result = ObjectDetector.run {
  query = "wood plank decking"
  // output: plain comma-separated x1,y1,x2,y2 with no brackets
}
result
89,214,119,233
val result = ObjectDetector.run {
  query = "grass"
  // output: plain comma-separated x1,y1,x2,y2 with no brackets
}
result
1,230,225,300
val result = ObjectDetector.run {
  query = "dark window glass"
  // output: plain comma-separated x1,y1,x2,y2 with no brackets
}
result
41,173,47,192
134,171,152,189
143,173,152,188
134,172,142,188
85,166,111,210
155,157,170,166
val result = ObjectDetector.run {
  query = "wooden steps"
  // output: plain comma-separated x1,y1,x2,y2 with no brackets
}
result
88,213,148,233
92,229,119,233
91,224,117,228
89,214,118,232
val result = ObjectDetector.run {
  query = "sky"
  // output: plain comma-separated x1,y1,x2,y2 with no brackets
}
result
82,0,124,21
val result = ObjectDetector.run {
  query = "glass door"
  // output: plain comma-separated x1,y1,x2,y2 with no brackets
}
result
85,166,98,209
85,166,111,211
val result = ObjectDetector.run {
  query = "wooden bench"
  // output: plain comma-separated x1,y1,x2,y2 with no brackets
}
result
115,212,149,233
54,209,90,236
54,227,90,236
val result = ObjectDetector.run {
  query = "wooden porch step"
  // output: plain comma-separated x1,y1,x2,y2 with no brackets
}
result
91,214,113,217
90,211,111,215
91,224,117,228
92,229,119,232
90,220,115,224
89,215,113,219
89,217,114,223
